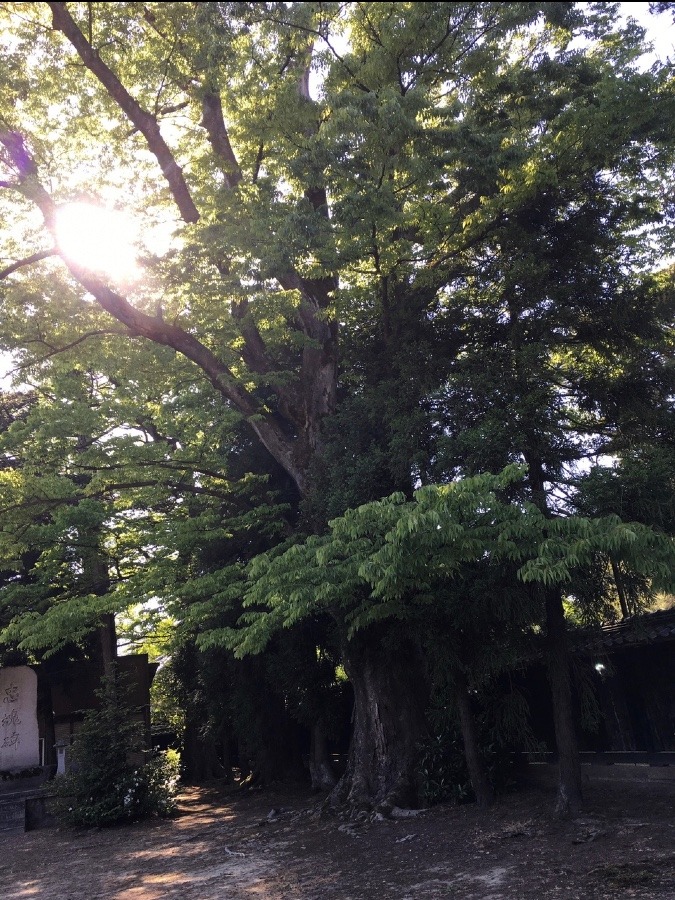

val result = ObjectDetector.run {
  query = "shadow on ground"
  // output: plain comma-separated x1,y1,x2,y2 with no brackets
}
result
2,776,674,899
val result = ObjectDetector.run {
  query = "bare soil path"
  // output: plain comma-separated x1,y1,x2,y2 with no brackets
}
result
2,774,673,898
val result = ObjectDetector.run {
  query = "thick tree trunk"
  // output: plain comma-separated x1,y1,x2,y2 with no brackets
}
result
97,613,118,679
545,589,583,817
81,535,117,680
454,671,494,808
329,626,428,812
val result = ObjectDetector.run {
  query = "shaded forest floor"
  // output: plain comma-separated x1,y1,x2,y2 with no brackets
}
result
2,771,674,899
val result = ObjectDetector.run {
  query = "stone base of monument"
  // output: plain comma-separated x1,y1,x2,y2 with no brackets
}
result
0,794,29,832
0,788,58,833
0,767,56,833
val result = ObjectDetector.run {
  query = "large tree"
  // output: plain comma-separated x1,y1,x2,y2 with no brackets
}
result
1,2,673,811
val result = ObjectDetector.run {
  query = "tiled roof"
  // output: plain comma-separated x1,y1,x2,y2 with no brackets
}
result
574,608,675,652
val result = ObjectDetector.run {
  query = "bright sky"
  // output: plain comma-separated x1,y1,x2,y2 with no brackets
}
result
620,2,674,64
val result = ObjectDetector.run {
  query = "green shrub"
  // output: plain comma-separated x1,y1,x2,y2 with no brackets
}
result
419,716,515,806
55,675,180,827
419,726,474,805
135,749,181,818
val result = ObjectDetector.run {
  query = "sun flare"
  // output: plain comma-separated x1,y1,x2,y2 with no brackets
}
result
55,202,140,282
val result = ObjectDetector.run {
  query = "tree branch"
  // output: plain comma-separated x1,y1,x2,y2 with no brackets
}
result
200,91,242,189
12,330,122,367
124,101,190,137
0,248,57,279
74,270,308,488
102,480,241,502
5,149,308,492
74,460,236,482
231,298,272,375
231,297,305,428
254,11,372,92
47,1,199,223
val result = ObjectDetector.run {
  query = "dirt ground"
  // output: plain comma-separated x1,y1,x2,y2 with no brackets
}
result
2,770,674,899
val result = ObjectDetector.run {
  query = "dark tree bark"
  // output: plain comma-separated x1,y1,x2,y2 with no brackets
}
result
329,626,429,812
526,454,583,816
81,533,117,680
454,670,494,808
611,558,631,619
545,588,583,817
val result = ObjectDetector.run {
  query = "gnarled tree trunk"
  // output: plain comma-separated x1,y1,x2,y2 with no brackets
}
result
329,626,428,812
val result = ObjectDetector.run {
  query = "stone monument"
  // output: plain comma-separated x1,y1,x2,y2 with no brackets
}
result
0,667,39,771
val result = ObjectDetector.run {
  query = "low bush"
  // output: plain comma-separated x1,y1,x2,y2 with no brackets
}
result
419,717,515,806
55,674,180,827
